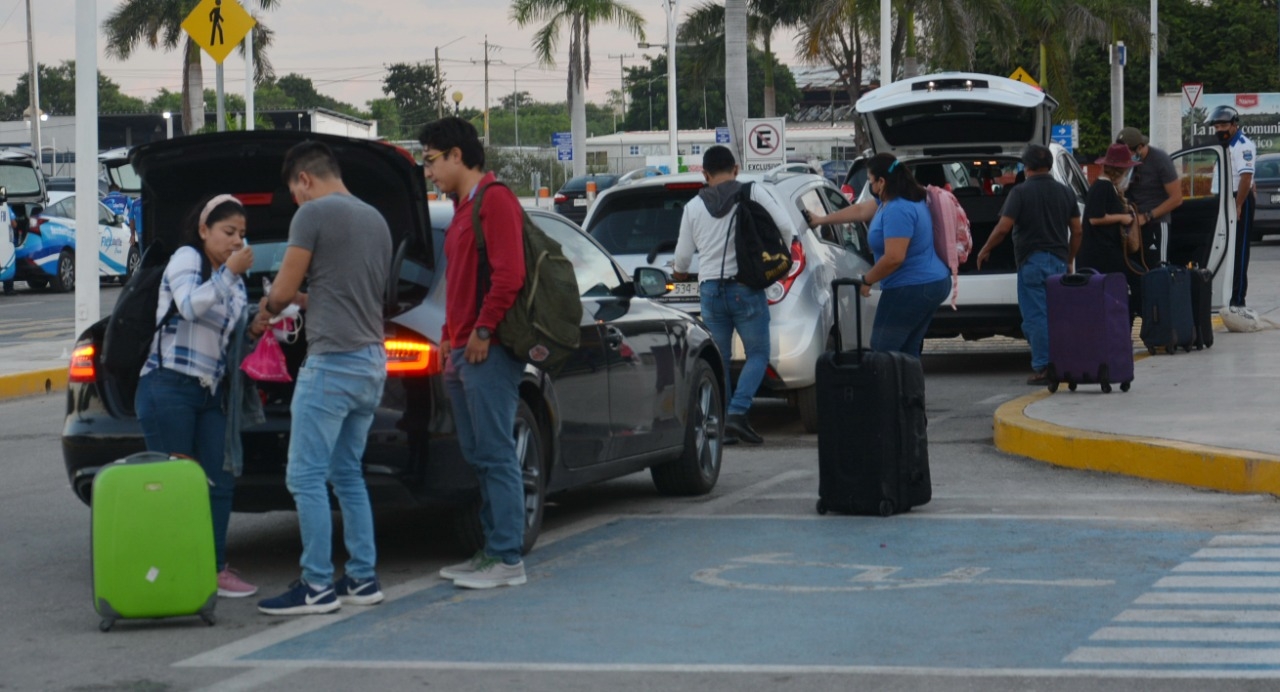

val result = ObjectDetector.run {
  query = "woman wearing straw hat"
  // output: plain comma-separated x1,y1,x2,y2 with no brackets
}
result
1078,143,1143,322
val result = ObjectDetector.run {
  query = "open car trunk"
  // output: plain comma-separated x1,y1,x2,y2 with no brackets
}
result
98,131,430,417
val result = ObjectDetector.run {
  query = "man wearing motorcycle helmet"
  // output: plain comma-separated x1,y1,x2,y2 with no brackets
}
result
1207,105,1255,307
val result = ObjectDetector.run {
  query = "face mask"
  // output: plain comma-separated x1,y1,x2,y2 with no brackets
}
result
1119,169,1133,188
1216,130,1232,145
1131,152,1142,163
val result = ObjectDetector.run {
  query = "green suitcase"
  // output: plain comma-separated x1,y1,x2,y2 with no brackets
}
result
91,452,218,631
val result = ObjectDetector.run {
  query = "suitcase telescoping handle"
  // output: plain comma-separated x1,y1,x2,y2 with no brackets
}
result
1058,268,1099,287
830,277,868,356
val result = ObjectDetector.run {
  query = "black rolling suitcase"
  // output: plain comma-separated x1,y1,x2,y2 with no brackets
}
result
1187,264,1214,350
815,278,930,517
1140,265,1195,354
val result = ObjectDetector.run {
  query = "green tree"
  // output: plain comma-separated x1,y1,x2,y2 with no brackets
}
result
623,49,799,132
275,73,361,116
381,62,448,134
511,0,647,177
12,61,146,116
368,98,404,140
103,0,281,135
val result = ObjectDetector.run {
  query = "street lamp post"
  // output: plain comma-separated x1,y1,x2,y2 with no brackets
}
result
162,111,173,139
452,91,463,116
513,61,538,148
435,35,466,121
25,0,41,174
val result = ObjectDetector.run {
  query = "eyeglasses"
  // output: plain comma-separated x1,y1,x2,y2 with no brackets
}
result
423,150,446,166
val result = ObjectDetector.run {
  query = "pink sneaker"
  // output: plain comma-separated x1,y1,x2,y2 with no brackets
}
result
217,567,258,598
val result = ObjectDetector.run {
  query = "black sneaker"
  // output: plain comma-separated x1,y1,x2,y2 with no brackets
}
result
257,579,341,616
1027,369,1050,386
335,574,384,605
725,413,763,444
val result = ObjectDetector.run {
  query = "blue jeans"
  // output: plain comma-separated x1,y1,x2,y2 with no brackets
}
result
700,280,770,416
135,368,234,572
445,346,526,564
1017,251,1067,371
286,344,386,587
871,277,952,357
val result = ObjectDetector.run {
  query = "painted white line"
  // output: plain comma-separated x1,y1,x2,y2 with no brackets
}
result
1194,548,1280,559
679,469,813,516
1067,646,1280,665
1210,535,1280,546
191,667,296,692
1115,609,1280,623
167,658,1280,679
1173,561,1280,572
977,394,1015,405
1092,626,1280,642
1155,576,1280,588
1135,592,1280,606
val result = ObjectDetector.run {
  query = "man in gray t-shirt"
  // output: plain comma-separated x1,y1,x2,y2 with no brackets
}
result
1117,127,1183,263
256,141,394,617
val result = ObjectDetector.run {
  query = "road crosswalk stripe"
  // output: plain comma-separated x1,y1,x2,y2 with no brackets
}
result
1092,626,1280,642
1210,535,1280,546
1135,592,1280,605
1173,561,1280,572
1154,576,1280,588
1114,608,1280,623
1066,647,1280,665
1194,548,1280,558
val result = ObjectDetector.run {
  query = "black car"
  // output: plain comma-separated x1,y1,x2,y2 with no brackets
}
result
61,131,727,554
1251,152,1280,242
553,174,620,223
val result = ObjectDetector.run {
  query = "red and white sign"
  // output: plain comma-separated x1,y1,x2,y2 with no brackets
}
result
1237,94,1260,110
1182,82,1203,110
743,117,787,172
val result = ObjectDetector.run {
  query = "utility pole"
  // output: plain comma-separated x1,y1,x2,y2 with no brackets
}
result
474,37,501,146
434,36,465,121
25,0,41,173
608,53,634,122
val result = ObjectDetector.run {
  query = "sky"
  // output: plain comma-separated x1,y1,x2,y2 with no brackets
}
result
4,0,804,114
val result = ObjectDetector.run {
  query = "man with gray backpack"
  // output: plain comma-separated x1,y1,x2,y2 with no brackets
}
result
671,145,795,445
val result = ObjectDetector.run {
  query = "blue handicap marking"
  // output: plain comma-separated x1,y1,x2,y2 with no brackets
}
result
238,518,1280,675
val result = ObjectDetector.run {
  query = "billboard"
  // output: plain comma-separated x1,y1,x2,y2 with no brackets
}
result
1182,93,1280,155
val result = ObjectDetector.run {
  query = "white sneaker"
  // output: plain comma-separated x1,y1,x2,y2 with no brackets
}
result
452,557,527,590
439,551,486,580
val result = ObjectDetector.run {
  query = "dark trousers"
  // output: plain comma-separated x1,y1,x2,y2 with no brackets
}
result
1231,193,1255,307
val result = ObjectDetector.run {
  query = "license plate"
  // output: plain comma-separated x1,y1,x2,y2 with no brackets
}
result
573,198,588,207
1271,193,1280,205
670,281,699,297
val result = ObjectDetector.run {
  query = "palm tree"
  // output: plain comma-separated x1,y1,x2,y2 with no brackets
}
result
897,0,1012,77
103,0,279,136
679,0,809,118
725,0,748,157
512,0,646,177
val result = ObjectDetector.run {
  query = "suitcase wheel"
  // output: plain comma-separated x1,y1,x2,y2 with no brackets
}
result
1147,346,1157,355
816,498,827,515
1068,382,1077,392
1101,383,1112,394
1120,382,1131,392
878,500,894,517
99,618,113,633
1047,381,1059,393
201,612,216,627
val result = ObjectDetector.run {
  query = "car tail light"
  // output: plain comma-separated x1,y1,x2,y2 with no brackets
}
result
232,192,273,206
765,238,806,305
840,184,855,202
385,338,442,377
553,194,568,205
28,217,44,236
69,344,96,383
665,182,705,190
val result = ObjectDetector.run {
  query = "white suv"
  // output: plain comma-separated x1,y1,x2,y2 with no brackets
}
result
854,72,1091,340
582,170,876,432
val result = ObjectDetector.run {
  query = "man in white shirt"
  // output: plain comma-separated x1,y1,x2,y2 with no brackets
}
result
1207,105,1256,307
671,145,794,444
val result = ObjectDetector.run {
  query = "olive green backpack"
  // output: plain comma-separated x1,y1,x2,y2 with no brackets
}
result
472,182,583,373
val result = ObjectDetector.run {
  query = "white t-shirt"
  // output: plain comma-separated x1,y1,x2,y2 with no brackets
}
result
1212,129,1257,195
673,182,795,281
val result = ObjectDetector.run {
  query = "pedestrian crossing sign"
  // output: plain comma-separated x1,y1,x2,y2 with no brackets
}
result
182,0,257,64
1009,67,1039,88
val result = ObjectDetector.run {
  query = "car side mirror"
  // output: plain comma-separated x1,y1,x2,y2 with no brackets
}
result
633,266,671,298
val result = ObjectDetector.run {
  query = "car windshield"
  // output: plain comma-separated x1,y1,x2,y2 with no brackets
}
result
0,162,41,197
586,187,701,255
873,101,1038,147
106,162,142,191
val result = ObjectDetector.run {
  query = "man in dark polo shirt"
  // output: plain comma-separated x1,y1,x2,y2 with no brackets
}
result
1117,126,1182,269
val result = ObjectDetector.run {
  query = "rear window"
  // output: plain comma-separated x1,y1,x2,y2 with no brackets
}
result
586,187,700,256
0,162,41,197
561,175,618,193
873,102,1037,148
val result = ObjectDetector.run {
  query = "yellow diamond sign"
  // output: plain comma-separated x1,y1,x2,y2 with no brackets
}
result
182,0,257,64
1009,67,1039,88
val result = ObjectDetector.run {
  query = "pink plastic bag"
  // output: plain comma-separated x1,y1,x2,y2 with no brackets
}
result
240,329,292,382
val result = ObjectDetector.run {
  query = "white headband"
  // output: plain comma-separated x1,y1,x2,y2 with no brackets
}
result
199,194,243,227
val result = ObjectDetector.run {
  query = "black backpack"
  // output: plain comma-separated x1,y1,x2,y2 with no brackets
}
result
472,182,583,373
724,182,793,290
100,245,207,414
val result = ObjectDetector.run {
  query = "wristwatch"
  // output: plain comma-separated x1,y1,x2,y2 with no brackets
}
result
475,326,492,340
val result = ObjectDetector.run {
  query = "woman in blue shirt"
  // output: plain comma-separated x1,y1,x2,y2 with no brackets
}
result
135,194,269,598
809,153,950,356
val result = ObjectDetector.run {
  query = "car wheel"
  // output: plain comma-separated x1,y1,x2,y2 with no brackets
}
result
51,251,74,292
26,278,47,291
123,246,140,284
651,359,723,496
796,385,819,434
448,398,546,556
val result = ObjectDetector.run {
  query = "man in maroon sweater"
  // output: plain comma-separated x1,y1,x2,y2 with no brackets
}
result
419,117,529,589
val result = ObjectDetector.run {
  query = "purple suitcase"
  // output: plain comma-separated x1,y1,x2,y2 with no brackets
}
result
1046,269,1134,393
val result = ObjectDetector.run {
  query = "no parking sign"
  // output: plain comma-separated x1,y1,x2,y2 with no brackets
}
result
743,118,786,171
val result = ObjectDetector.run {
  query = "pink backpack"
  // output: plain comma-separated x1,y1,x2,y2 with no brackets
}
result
925,185,972,310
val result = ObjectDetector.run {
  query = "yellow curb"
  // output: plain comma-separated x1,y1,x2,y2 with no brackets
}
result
0,368,68,401
995,390,1280,496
